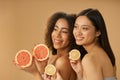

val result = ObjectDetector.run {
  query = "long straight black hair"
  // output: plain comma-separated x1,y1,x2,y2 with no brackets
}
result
76,8,115,66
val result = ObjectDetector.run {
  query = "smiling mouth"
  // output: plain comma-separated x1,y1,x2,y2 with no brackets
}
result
76,37,84,41
54,39,62,44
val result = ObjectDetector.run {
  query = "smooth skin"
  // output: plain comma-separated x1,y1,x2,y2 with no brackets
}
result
46,18,76,80
70,16,116,80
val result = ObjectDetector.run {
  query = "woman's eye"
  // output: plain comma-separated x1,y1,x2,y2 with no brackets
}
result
82,27,88,30
61,29,68,33
74,25,78,28
62,31,68,33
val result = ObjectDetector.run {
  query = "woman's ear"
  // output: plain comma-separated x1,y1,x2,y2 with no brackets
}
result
96,31,101,37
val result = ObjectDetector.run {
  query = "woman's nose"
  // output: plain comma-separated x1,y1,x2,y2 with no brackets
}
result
56,31,61,37
76,28,82,35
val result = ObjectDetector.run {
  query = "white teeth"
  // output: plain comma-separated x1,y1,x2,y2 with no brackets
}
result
76,37,83,40
54,39,62,43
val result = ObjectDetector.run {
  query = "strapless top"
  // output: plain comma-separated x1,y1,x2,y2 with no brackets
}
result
104,77,117,80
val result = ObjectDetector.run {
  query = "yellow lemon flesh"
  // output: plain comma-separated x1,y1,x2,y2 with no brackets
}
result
69,49,81,60
45,64,56,75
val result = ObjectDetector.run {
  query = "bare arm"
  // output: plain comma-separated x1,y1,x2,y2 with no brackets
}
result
55,56,76,80
70,59,83,80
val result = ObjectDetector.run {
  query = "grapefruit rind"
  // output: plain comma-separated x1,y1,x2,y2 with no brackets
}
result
69,49,81,60
33,44,49,61
15,50,32,68
45,64,56,75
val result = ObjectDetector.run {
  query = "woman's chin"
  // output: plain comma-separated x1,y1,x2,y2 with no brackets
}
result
76,41,83,45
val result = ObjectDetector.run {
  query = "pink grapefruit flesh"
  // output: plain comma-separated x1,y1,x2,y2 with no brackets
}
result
33,44,49,61
15,50,32,68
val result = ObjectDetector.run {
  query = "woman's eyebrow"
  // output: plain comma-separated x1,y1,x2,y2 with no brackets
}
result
61,28,69,31
54,25,58,28
81,25,89,27
55,26,69,30
62,27,69,29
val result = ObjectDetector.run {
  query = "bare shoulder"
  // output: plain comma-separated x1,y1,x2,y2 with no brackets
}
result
82,49,104,67
81,53,103,80
55,55,70,68
81,53,102,73
55,55,76,80
82,53,97,66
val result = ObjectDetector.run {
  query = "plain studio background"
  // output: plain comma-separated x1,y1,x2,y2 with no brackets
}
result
0,0,120,80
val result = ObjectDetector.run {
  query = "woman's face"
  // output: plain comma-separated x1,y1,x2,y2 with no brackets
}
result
73,16,100,46
51,18,70,50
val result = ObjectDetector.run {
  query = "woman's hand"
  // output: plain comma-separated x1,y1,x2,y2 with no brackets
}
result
35,58,49,74
70,59,83,80
56,72,63,80
14,57,39,75
14,57,44,80
43,71,63,80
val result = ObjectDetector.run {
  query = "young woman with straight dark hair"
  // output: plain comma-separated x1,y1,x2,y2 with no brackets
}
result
70,8,117,80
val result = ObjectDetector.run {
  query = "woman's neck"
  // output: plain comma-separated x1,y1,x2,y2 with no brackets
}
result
83,42,100,53
57,47,69,56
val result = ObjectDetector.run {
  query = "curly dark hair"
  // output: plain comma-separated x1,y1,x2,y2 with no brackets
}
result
44,12,76,55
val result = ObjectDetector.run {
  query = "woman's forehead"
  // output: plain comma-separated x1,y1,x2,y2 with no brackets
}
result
55,18,69,28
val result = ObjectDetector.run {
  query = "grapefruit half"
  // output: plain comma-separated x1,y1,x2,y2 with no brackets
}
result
69,49,81,60
45,64,56,75
33,44,49,61
15,50,32,68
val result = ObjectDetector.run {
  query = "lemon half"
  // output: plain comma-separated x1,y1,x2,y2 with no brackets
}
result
69,49,81,60
45,64,56,75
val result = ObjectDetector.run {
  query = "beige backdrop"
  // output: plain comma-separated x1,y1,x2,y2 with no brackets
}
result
0,0,120,80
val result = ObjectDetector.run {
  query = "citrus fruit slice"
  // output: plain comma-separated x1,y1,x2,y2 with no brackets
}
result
15,50,32,68
69,49,81,60
33,44,49,61
45,64,56,75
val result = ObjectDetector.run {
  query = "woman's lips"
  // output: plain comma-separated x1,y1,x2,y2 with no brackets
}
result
54,39,62,44
76,36,84,41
